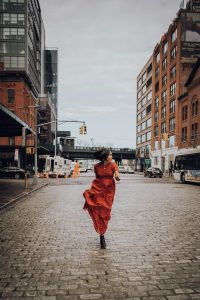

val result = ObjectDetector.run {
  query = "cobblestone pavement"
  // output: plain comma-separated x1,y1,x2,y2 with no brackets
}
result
0,179,47,209
0,174,200,300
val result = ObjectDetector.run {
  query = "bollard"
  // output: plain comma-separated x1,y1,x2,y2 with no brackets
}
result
24,173,28,189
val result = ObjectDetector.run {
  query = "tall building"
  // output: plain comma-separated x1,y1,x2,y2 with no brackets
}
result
0,0,58,168
136,0,200,173
44,48,58,114
0,0,42,96
136,56,152,171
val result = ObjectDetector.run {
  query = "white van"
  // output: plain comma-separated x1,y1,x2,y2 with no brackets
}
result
44,156,71,177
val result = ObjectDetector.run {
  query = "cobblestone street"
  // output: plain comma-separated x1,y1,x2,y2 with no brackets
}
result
0,174,200,300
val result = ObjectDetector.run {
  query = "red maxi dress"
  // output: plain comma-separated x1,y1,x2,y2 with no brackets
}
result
83,162,118,235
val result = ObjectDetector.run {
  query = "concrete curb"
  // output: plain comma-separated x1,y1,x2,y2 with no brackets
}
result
0,183,48,212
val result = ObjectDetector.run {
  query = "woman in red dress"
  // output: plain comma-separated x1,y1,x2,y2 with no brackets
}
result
83,148,120,249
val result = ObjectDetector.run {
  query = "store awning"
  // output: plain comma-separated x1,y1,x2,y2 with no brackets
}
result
0,103,33,137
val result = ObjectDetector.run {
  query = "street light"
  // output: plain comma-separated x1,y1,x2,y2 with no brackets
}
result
18,104,40,185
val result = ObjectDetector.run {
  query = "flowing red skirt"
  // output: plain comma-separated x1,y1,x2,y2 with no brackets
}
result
83,178,115,235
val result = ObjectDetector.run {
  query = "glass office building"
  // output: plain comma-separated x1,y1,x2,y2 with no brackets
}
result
44,48,58,113
0,0,41,96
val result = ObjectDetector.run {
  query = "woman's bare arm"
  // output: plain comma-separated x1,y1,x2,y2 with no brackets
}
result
115,171,120,181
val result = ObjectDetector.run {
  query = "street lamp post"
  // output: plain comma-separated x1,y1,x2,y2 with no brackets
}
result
33,105,38,184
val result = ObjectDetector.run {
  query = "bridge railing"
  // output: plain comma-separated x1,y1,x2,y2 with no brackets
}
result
67,146,135,153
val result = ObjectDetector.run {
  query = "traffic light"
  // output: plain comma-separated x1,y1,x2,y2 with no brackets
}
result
83,125,87,134
163,133,170,141
79,126,84,134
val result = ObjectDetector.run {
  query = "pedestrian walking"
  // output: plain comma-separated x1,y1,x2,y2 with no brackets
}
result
72,161,80,178
169,161,174,178
83,148,120,249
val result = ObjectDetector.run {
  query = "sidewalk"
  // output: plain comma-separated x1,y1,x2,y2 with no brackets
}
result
0,178,47,211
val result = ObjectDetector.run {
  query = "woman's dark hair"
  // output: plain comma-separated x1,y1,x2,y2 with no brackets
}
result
93,148,110,162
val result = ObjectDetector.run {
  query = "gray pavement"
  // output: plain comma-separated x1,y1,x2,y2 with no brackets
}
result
0,174,200,300
0,179,47,210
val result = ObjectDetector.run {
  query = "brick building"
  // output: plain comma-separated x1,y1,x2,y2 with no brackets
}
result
149,0,200,173
178,58,200,149
136,56,152,171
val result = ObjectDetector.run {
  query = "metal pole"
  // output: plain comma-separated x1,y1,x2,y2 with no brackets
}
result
33,106,38,185
55,118,57,158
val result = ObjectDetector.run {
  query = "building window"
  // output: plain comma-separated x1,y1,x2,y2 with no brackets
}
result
137,90,142,100
7,88,15,103
155,66,159,78
147,63,152,74
171,46,177,60
154,126,159,137
146,77,152,88
142,72,147,82
142,84,146,94
163,42,168,54
162,75,167,87
182,105,188,120
169,117,175,131
137,136,141,145
137,113,141,122
141,134,146,143
137,101,141,111
137,125,141,133
161,105,166,119
147,90,152,102
146,104,151,114
141,109,146,119
161,90,167,103
170,82,176,97
162,57,167,70
154,111,158,122
141,96,146,106
171,28,177,43
170,65,176,79
141,121,146,131
146,118,151,128
170,99,176,114
161,122,166,133
137,78,142,88
154,97,159,109
155,82,159,93
191,123,198,140
181,127,187,142
146,131,151,141
156,52,160,63
192,100,198,117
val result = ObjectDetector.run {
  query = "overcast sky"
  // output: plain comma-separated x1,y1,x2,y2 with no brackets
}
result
39,0,181,148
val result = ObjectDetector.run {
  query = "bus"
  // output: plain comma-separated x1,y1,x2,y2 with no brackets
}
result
174,148,200,183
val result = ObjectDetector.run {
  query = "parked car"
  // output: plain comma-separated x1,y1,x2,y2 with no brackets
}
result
0,167,29,179
118,165,127,174
127,166,135,174
144,167,163,178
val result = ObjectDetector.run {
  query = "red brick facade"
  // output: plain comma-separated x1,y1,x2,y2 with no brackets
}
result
179,60,200,149
151,16,198,152
0,79,36,147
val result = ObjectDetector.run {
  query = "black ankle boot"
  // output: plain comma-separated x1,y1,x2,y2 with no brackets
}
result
100,235,106,249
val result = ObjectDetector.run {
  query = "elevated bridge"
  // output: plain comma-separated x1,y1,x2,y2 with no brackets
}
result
61,146,135,162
